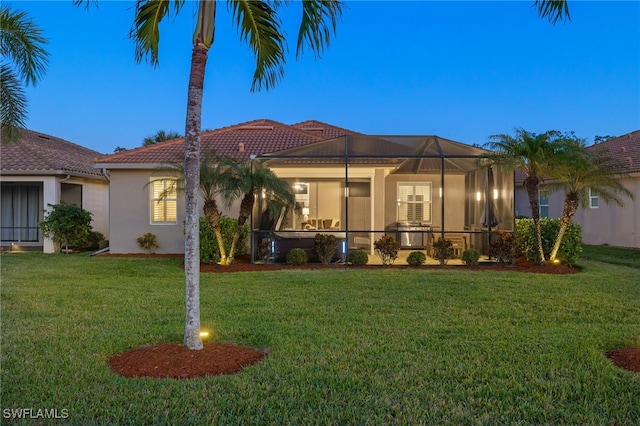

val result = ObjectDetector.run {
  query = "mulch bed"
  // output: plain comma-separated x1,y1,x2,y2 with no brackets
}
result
102,253,639,378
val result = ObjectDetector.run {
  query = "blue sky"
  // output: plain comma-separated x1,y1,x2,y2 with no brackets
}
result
9,1,640,154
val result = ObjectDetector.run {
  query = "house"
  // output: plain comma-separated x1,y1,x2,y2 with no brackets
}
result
514,130,640,248
1,129,109,252
95,119,515,259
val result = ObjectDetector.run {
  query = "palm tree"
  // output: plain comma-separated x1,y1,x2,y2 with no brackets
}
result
485,128,561,263
142,130,182,146
219,159,298,265
152,152,230,263
546,136,632,262
128,0,344,349
0,5,49,143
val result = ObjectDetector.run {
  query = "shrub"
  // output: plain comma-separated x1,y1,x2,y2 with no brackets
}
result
374,234,400,265
515,218,583,265
199,218,249,263
348,249,369,265
462,248,481,266
256,238,272,263
83,231,107,251
489,230,518,265
314,233,339,265
286,248,308,265
406,251,426,266
38,202,93,253
137,232,159,253
432,238,453,266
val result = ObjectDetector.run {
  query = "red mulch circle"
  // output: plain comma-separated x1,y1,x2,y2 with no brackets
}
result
109,342,267,379
605,348,640,373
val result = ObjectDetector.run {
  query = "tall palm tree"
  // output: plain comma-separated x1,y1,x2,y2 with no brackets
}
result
219,159,298,265
129,0,344,349
546,136,632,262
142,129,182,146
485,128,560,263
0,5,49,143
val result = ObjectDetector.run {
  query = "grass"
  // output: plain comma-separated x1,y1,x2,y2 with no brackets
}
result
1,247,639,425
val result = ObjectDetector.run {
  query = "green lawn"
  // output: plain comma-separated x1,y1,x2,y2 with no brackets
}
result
1,248,639,425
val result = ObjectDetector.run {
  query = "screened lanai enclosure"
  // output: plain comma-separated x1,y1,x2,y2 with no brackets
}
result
252,135,514,263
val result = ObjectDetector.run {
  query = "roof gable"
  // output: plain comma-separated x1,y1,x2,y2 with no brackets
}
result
1,129,106,178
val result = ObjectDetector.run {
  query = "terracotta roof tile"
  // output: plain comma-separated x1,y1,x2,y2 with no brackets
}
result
1,129,106,178
95,119,326,165
291,120,364,138
589,130,640,173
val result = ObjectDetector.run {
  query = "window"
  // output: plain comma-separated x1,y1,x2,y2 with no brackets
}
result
150,178,177,223
1,183,41,242
397,182,432,223
539,190,549,218
589,188,599,209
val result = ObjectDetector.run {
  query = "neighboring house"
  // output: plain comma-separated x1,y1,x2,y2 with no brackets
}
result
96,119,514,258
515,130,640,248
1,129,109,253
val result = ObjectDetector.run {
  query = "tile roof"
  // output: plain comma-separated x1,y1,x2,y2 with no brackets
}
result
1,129,106,178
514,129,640,185
95,119,326,166
589,130,640,173
291,120,364,138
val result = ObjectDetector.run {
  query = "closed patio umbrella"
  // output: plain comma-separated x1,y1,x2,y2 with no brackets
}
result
481,167,500,229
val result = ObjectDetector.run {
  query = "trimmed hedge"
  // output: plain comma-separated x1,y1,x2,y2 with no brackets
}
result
286,248,308,265
515,218,582,265
348,249,369,265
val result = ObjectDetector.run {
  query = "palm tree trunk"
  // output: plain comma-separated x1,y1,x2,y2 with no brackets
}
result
549,192,579,262
203,199,227,264
228,192,255,262
183,42,208,350
524,175,546,263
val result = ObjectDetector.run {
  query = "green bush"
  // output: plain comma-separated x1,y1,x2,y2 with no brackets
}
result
314,233,339,265
407,251,426,266
82,231,107,251
432,238,453,266
199,218,249,263
137,232,158,253
374,234,400,265
490,230,518,265
38,202,94,253
461,248,481,266
515,218,583,265
348,249,369,265
347,249,369,265
286,248,308,265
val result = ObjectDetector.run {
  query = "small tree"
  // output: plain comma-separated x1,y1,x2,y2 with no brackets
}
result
374,234,400,266
38,202,93,253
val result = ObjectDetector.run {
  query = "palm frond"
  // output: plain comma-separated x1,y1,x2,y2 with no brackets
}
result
533,0,570,25
0,64,27,143
296,0,344,59
228,0,286,92
0,5,49,86
130,0,185,66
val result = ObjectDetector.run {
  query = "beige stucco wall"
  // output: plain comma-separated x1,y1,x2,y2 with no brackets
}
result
515,174,639,248
574,175,639,248
108,169,241,254
109,169,185,254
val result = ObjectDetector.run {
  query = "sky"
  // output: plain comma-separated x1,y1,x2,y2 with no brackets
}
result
7,0,640,154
